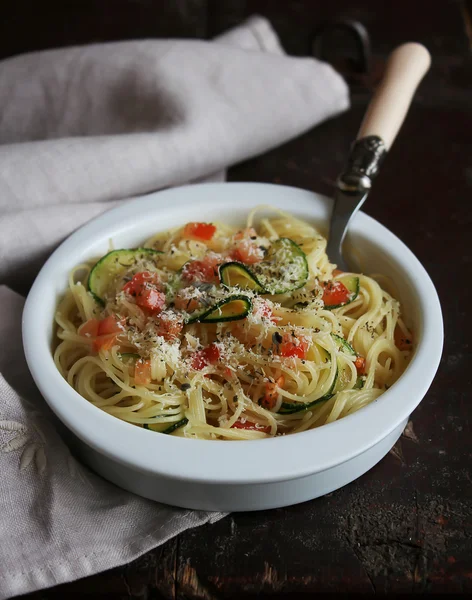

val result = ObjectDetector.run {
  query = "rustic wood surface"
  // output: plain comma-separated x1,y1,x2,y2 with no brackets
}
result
9,0,471,597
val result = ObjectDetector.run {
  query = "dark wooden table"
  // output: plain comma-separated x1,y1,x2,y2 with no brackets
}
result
10,0,471,596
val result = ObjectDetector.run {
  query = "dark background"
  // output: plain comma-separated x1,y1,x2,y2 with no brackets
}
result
6,0,470,597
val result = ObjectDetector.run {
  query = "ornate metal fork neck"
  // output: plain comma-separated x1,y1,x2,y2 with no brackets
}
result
327,135,387,271
337,135,387,193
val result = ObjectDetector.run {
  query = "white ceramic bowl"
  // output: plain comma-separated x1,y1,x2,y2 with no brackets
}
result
22,183,443,511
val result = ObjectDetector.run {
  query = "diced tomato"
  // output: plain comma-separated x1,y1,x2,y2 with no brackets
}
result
354,356,366,375
123,271,161,295
191,344,220,370
97,315,124,336
232,419,271,433
394,325,413,351
279,342,307,359
183,222,216,241
94,334,118,352
92,316,125,352
79,318,100,338
174,291,200,312
278,333,309,359
231,240,264,265
231,225,264,265
261,375,285,410
123,272,166,314
155,311,184,341
322,280,351,306
182,255,220,284
135,288,166,314
135,359,152,385
224,367,233,379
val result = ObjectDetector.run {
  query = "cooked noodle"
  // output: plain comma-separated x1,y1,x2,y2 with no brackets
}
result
54,207,412,439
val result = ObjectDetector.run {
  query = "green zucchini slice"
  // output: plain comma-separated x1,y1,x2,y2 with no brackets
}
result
316,334,355,364
331,333,368,392
219,262,264,292
315,343,331,364
279,365,338,414
279,333,365,413
331,333,361,391
88,248,163,305
119,352,140,362
162,417,189,435
255,238,309,295
331,333,356,356
354,375,366,390
324,276,360,310
186,295,252,324
144,417,189,434
218,238,308,296
279,392,334,415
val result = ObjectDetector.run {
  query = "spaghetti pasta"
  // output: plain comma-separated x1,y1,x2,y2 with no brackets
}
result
54,207,413,440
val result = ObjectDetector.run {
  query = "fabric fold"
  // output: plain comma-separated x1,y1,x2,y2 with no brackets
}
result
0,15,349,599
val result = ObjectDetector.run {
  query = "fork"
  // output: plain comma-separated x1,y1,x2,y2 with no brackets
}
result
326,43,431,271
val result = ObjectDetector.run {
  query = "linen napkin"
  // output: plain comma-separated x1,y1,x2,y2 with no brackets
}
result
0,15,349,599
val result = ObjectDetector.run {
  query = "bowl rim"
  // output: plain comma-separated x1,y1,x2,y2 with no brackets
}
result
22,182,443,484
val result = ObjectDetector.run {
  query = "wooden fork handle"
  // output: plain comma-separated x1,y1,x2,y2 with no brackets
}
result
357,43,431,150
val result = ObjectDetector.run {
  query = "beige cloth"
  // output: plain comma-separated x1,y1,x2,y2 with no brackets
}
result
0,16,349,599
